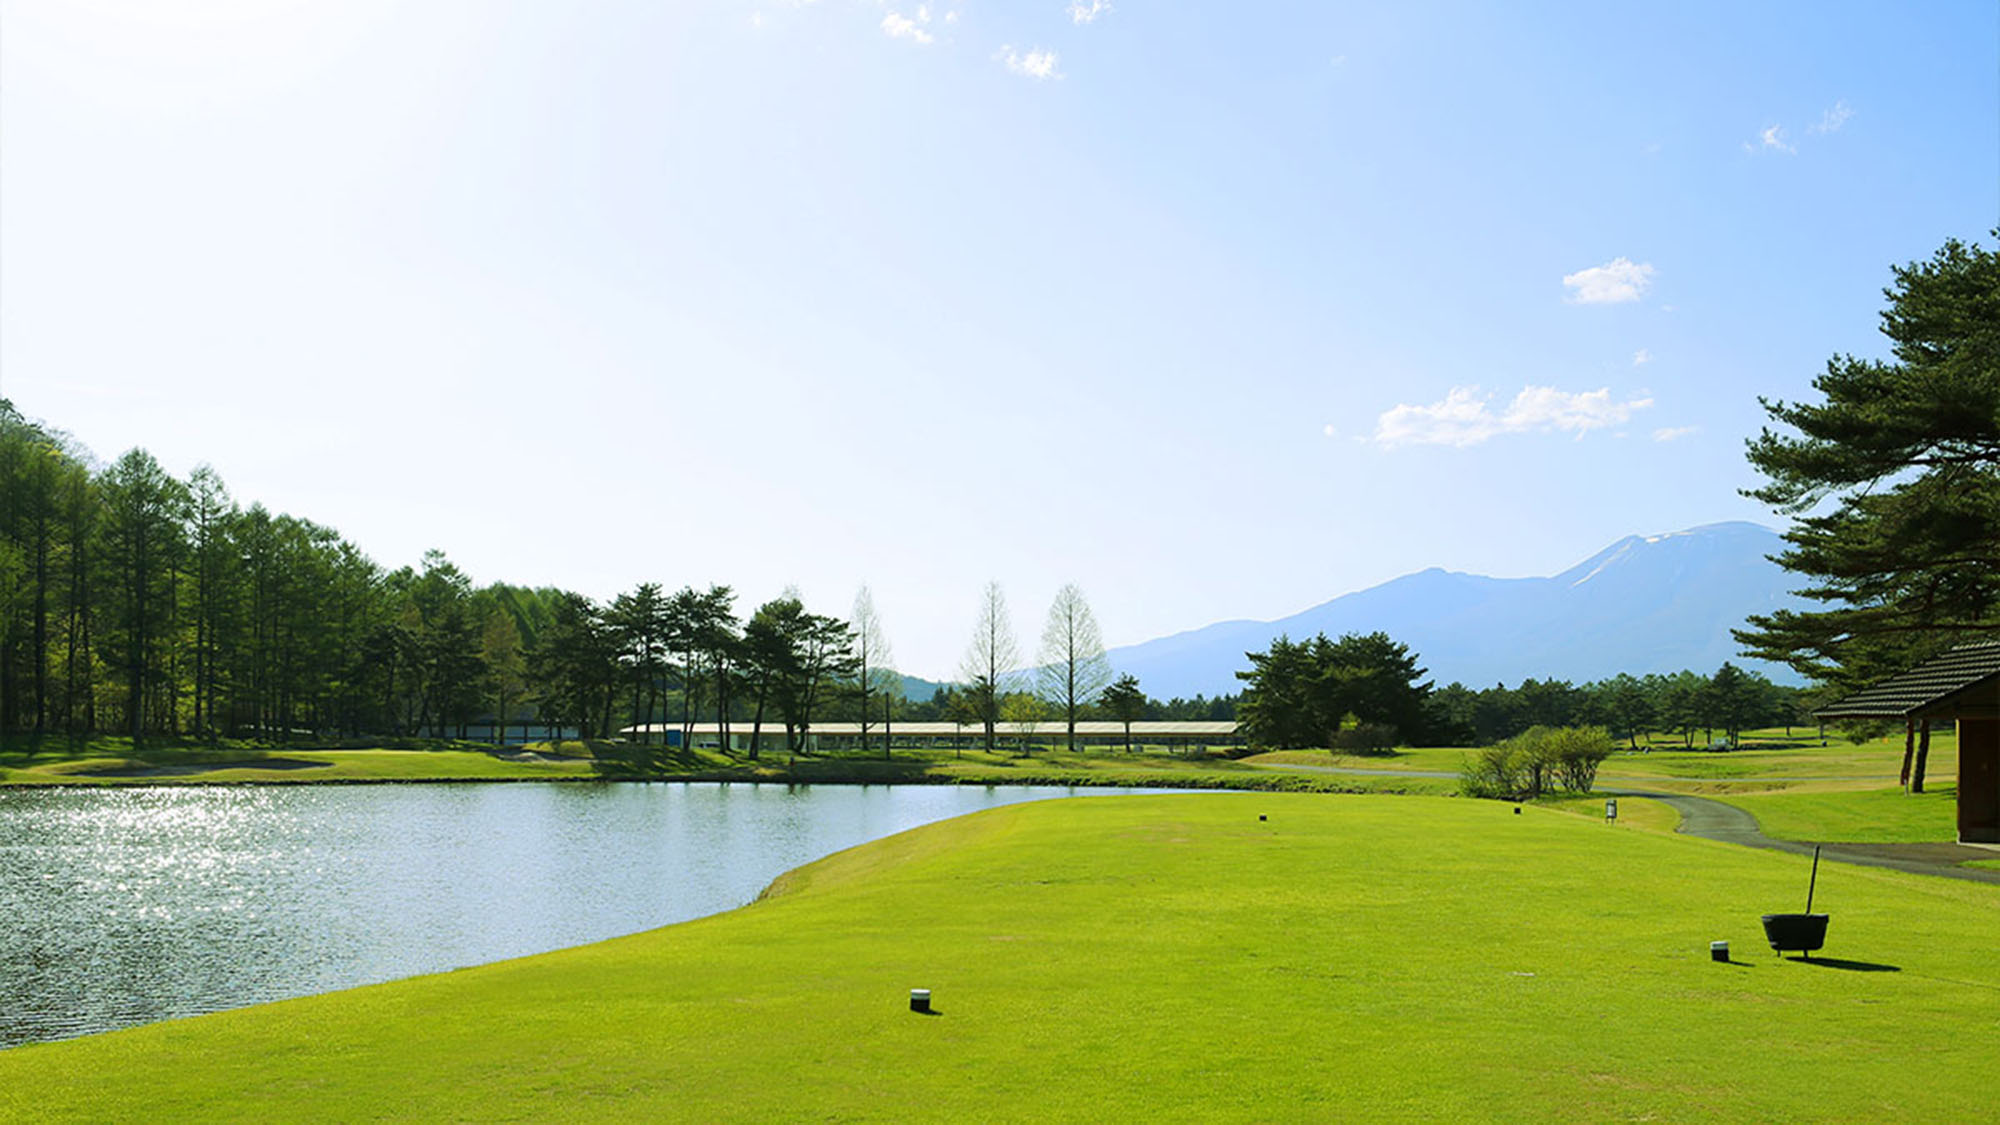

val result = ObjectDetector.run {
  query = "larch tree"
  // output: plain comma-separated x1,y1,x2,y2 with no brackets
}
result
96,448,186,744
184,465,237,740
850,585,899,759
958,580,1018,754
1035,583,1112,753
479,607,527,746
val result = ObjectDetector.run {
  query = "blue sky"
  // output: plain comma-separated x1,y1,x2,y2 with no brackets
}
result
3,1,1996,680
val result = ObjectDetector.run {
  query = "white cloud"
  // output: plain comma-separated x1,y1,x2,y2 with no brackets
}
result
1372,385,1655,448
998,45,1061,79
1322,423,1339,438
1067,0,1112,24
1652,425,1698,442
882,10,933,45
1562,257,1656,305
1632,348,1651,367
1757,124,1796,154
1811,100,1853,134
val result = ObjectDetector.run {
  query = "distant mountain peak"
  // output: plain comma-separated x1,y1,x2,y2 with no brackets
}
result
1106,522,1802,698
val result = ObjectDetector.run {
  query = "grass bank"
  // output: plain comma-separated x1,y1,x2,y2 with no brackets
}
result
1246,726,1929,784
0,739,1450,795
3,792,1991,1121
3,731,1959,843
1717,783,1961,844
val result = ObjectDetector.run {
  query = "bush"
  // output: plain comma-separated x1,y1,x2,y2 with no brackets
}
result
1458,725,1615,799
1460,742,1523,799
1550,726,1613,792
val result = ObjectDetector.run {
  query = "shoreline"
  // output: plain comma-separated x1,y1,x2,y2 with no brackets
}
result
0,768,1448,794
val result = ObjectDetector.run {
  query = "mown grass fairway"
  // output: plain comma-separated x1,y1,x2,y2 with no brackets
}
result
3,793,1994,1122
1721,783,1961,843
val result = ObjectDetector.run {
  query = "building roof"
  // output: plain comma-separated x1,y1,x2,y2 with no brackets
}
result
620,720,1239,738
1815,641,2000,720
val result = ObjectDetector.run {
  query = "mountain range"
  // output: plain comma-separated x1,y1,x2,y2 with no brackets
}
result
1100,521,1806,699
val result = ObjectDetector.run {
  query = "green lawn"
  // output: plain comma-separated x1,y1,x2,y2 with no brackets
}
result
0,739,1454,794
0,748,601,785
4,792,1993,1121
1538,792,1681,832
0,733,1962,845
1719,784,1961,844
1247,731,1926,783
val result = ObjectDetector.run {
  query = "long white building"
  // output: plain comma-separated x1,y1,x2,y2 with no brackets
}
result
619,720,1240,752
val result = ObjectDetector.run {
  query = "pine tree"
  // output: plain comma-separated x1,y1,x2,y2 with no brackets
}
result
1738,235,2000,688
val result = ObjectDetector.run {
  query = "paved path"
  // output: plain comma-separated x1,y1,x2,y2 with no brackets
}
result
1249,761,2000,886
1602,787,2000,886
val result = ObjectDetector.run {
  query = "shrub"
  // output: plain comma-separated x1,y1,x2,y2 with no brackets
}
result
1460,742,1523,799
1458,725,1615,799
1551,726,1614,792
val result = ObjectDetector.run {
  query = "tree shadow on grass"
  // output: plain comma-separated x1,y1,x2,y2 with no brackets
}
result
1785,956,1901,972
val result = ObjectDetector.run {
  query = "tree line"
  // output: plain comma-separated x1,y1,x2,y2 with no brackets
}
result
0,405,1195,751
1235,630,1811,751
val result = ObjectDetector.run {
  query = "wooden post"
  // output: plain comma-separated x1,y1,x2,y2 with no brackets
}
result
1900,719,1916,789
1912,720,1931,794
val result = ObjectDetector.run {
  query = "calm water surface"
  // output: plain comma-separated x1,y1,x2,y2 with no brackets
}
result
0,782,1139,1047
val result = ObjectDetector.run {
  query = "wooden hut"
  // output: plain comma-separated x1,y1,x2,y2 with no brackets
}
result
1816,642,2000,843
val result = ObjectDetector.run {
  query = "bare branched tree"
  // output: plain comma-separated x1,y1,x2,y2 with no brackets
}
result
958,580,1018,753
850,585,899,759
1036,583,1113,752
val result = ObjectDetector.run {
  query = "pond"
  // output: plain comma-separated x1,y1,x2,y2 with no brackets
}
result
0,782,1143,1048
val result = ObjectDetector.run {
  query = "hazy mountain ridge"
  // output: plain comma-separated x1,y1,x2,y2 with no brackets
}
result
1104,522,1804,698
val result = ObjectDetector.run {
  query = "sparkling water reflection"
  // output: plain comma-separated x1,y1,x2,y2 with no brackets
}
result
0,782,1134,1047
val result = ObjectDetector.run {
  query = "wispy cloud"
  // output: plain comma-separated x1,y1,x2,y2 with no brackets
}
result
1755,124,1796,154
1067,0,1112,24
1372,386,1654,448
1745,101,1850,153
1632,348,1652,367
998,45,1061,79
882,8,934,45
1562,257,1656,305
1810,99,1853,134
1652,425,1698,442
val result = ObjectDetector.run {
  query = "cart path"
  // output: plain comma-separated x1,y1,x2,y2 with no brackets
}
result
1602,787,2000,886
1247,761,2000,886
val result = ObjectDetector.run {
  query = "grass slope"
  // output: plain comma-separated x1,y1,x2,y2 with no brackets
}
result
0,748,600,785
1721,784,1961,843
1247,728,1932,783
4,793,1994,1121
0,740,1452,795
